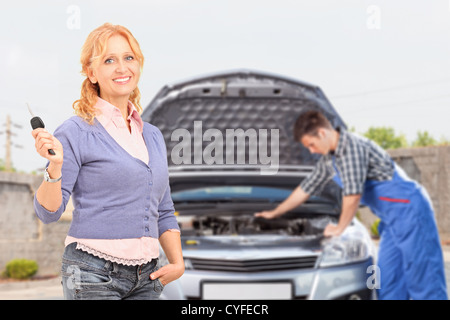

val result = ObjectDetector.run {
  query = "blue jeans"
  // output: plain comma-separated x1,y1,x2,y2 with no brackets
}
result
61,242,164,300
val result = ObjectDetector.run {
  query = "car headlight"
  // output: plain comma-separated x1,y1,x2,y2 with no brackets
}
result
319,226,373,267
183,258,193,270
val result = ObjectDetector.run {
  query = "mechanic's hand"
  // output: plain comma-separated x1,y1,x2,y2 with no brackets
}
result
254,210,280,220
323,223,344,237
150,262,184,286
31,128,63,165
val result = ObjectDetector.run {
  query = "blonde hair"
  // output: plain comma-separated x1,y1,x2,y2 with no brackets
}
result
73,23,144,124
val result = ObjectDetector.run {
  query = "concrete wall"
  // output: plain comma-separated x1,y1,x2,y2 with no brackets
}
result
390,145,450,237
0,172,71,276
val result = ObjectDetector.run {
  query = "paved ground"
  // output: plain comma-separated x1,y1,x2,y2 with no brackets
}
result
2,246,450,300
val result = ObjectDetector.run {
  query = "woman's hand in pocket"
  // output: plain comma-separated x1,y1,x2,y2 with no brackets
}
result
150,262,184,286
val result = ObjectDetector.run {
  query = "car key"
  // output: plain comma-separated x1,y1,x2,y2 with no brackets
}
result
27,103,56,155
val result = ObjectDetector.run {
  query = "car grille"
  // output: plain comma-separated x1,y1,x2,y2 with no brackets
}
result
188,256,318,272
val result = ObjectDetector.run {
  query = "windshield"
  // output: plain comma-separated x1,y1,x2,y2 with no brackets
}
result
171,186,329,204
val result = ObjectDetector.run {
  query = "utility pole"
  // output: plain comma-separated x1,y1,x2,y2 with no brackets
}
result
0,114,23,172
5,115,11,171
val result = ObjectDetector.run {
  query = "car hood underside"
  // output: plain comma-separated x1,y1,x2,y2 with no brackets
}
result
142,69,346,167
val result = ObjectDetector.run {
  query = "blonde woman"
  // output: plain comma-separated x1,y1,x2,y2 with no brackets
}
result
31,23,184,300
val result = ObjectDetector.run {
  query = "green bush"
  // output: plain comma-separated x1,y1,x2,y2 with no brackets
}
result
5,259,38,280
370,219,381,238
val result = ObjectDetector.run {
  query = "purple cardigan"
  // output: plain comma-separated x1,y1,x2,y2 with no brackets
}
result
33,116,180,239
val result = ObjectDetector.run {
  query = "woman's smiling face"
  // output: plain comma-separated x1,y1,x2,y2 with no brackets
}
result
88,34,140,103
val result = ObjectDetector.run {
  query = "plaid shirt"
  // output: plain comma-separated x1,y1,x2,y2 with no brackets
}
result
300,128,394,196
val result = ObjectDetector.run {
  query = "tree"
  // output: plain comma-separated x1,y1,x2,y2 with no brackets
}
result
363,126,408,150
438,136,450,146
412,131,437,147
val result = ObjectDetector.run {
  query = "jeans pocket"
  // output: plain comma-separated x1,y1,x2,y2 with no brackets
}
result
61,260,115,300
149,260,165,294
155,278,165,293
80,269,113,287
63,264,113,286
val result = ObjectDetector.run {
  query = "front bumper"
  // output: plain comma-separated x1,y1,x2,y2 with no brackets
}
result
161,257,375,300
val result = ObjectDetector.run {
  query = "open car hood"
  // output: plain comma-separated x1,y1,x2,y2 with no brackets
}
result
141,69,346,168
142,69,344,205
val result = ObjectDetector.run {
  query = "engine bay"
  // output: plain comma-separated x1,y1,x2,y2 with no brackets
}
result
178,214,337,237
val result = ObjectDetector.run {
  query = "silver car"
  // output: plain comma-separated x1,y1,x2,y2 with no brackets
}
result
141,69,377,300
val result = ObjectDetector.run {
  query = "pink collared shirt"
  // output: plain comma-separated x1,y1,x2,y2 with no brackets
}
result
65,97,178,265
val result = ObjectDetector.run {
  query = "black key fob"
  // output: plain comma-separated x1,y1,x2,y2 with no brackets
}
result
30,116,56,155
30,116,45,130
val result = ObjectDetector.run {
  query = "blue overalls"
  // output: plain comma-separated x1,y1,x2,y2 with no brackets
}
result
332,159,447,300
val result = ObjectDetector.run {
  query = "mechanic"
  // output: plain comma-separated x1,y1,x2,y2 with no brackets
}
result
255,110,447,300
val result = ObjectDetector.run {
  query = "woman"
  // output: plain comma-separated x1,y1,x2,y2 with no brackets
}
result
31,23,184,300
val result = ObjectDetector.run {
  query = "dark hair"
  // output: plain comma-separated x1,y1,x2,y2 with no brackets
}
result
293,110,333,141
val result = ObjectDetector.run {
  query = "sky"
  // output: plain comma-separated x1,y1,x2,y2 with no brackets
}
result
1,0,450,172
